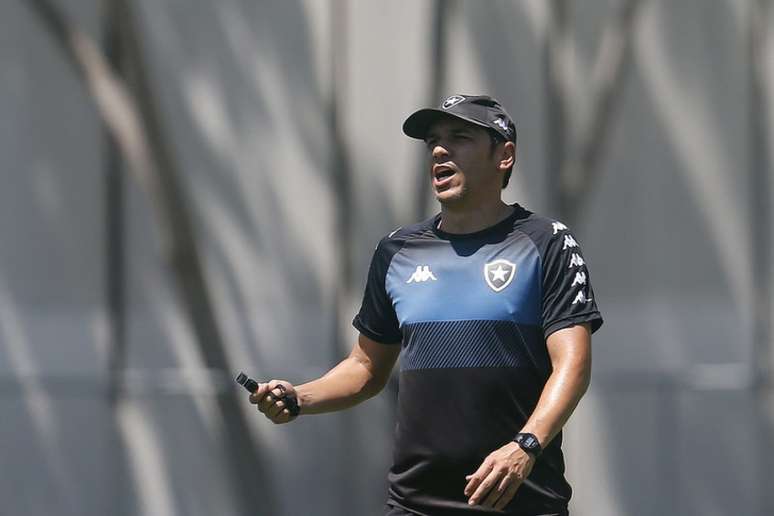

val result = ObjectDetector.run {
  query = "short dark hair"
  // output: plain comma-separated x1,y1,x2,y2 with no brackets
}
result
488,130,514,189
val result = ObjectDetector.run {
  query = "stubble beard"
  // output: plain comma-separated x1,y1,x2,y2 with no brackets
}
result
435,183,468,207
436,186,481,214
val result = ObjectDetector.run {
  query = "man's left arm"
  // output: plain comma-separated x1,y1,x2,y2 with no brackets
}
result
464,323,592,509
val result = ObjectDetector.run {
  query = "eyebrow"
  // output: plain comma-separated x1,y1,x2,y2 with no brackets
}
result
425,126,473,140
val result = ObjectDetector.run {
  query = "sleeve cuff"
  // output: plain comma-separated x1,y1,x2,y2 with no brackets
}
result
544,312,603,339
352,316,402,345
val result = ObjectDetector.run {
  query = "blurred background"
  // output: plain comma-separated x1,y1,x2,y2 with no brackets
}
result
2,0,773,515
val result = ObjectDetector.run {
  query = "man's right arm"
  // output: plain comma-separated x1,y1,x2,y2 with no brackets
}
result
249,333,400,423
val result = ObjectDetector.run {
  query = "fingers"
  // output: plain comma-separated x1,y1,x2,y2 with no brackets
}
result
266,379,295,401
259,390,286,414
266,399,286,418
469,467,524,508
481,472,510,508
248,382,270,404
464,459,491,497
260,388,284,409
248,381,286,406
494,480,521,511
467,467,502,506
464,458,496,503
466,442,534,508
248,379,297,424
465,455,526,508
482,470,522,509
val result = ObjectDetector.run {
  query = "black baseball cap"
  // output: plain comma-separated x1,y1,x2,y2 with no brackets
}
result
402,94,517,143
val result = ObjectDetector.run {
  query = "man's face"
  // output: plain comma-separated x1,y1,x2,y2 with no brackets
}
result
424,117,502,206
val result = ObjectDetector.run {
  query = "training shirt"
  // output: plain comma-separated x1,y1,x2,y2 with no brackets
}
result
353,204,603,516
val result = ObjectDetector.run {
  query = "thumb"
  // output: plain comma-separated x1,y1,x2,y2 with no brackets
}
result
249,382,269,403
267,379,294,398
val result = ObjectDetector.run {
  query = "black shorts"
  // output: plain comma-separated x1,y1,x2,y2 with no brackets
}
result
384,503,568,516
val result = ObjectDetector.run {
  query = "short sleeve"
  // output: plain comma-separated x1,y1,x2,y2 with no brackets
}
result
541,224,603,337
352,239,402,344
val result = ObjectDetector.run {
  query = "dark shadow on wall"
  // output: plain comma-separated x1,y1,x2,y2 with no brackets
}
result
134,1,397,515
465,1,770,515
459,0,548,210
463,1,649,513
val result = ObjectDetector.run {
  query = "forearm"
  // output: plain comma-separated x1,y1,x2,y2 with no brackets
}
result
520,324,592,447
295,356,385,415
464,325,591,510
520,364,589,447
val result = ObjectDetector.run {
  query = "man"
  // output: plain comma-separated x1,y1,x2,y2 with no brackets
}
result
250,94,603,515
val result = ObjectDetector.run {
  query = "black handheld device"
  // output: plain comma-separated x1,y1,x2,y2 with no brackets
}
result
235,372,300,417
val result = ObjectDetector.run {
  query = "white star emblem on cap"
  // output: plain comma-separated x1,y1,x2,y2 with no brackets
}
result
442,95,465,109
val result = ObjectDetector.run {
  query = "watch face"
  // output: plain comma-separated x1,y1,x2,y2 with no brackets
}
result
516,433,541,455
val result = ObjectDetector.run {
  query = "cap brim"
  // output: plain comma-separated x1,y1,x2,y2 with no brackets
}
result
402,108,493,140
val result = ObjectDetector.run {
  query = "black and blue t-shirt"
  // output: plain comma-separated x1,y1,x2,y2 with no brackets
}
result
353,204,603,515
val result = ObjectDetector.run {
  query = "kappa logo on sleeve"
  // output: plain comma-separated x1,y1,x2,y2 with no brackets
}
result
562,235,579,250
568,253,585,268
406,265,437,283
484,259,516,292
552,221,568,235
571,271,587,287
572,290,592,304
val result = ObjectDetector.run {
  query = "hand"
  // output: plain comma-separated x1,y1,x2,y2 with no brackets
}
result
464,441,535,510
248,379,299,424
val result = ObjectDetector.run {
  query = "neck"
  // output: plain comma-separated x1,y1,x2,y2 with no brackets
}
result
438,200,514,234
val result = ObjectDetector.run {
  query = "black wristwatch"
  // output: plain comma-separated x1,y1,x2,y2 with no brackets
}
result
513,433,542,458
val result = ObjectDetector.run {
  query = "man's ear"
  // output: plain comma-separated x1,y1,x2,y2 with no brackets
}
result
498,141,516,170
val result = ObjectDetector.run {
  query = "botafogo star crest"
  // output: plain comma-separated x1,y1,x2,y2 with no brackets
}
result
484,259,516,292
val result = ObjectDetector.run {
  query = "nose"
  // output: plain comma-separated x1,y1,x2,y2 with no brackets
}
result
431,142,450,161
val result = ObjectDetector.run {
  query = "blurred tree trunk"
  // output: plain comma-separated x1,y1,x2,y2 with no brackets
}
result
102,0,126,408
327,2,362,514
101,3,129,514
543,0,570,219
545,0,645,223
25,0,277,514
330,0,354,358
413,0,454,222
394,0,454,400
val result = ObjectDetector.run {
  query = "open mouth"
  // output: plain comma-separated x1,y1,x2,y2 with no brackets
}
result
433,165,456,187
